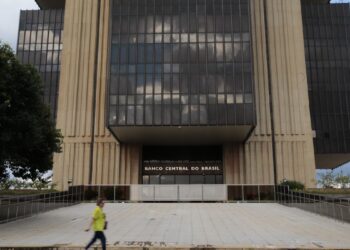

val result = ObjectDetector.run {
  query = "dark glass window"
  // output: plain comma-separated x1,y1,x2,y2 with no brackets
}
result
17,9,64,119
302,2,350,154
190,175,204,184
160,175,175,184
143,175,150,184
205,175,216,184
142,174,224,184
150,175,160,184
109,0,254,127
216,175,223,184
175,175,190,184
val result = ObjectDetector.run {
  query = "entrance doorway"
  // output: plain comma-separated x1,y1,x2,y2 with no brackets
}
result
142,146,223,184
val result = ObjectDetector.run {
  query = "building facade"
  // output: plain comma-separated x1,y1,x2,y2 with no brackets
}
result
302,2,350,168
17,9,64,118
16,0,350,190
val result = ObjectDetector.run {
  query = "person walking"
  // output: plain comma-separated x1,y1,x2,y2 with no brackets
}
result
85,198,107,250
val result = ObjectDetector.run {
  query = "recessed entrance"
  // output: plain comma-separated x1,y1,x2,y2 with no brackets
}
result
142,146,223,184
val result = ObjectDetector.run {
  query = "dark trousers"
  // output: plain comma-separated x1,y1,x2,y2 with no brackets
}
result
86,231,106,250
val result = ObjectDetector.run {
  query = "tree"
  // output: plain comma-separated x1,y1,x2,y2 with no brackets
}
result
335,172,350,189
318,170,335,188
0,42,62,182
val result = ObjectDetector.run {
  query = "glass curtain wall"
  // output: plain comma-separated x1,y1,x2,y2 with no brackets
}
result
17,10,64,119
109,0,254,127
302,3,350,153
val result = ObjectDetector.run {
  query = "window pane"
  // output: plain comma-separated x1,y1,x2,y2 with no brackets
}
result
108,0,254,127
160,175,175,184
136,105,143,124
205,175,216,184
176,175,189,184
150,175,160,184
190,175,204,184
143,175,150,184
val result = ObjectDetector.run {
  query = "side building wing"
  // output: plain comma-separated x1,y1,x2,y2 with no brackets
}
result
17,9,64,119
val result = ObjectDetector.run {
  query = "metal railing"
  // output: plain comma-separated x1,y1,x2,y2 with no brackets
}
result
2,184,349,224
82,184,276,202
0,186,84,224
227,184,276,202
276,185,350,223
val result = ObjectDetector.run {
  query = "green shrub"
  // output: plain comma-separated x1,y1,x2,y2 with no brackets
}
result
280,180,305,191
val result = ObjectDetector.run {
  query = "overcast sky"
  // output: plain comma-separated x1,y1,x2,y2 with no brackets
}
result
0,0,38,50
0,0,349,177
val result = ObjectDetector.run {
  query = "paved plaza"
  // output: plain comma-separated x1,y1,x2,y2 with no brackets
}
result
0,203,350,249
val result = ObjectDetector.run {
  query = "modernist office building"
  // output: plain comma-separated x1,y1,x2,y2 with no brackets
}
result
16,0,350,190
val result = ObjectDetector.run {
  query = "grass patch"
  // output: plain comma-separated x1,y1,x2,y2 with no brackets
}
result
306,188,350,195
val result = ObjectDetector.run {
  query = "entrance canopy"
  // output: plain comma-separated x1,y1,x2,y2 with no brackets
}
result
110,125,253,145
315,153,350,169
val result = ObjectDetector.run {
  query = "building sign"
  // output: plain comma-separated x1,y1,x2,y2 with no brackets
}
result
143,161,223,175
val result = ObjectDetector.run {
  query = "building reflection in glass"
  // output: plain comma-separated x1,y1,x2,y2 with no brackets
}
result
17,9,64,119
109,0,254,127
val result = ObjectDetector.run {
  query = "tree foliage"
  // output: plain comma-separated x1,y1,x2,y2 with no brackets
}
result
0,42,62,182
317,170,350,189
335,171,350,189
317,171,335,188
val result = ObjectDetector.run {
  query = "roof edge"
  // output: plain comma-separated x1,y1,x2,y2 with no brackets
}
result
35,0,66,9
